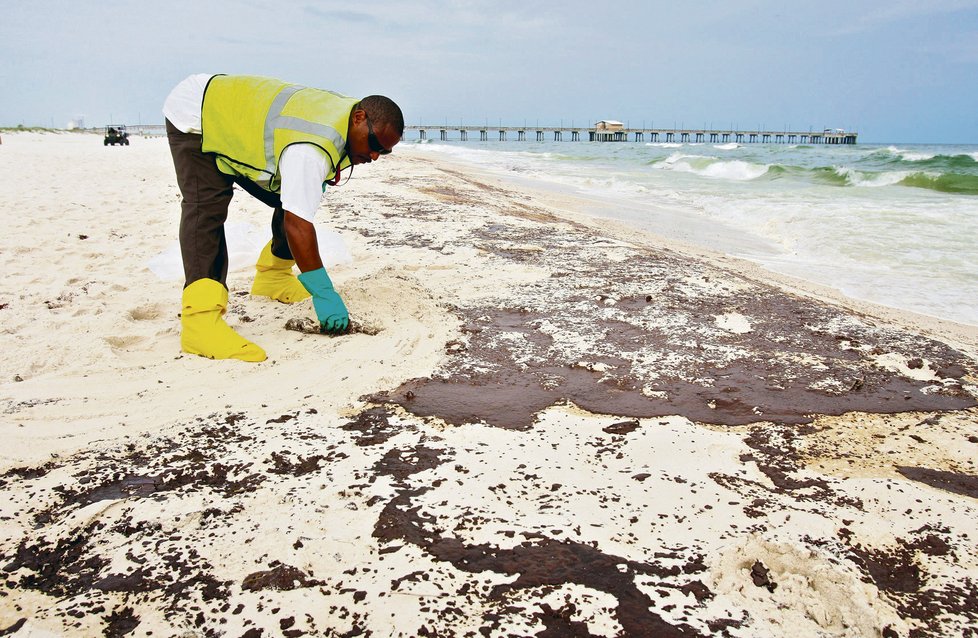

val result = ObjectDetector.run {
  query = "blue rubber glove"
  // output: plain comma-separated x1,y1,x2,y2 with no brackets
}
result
297,268,350,334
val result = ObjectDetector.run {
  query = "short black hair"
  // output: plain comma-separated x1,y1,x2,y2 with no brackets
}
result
360,95,404,136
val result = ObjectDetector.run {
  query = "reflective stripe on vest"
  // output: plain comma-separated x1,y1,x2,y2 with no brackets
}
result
201,75,357,192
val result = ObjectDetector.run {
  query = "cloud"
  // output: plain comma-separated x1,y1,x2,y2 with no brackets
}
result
828,0,978,35
304,5,378,24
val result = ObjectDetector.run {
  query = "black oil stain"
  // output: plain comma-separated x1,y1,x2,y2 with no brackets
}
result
374,489,708,637
242,564,323,592
362,215,974,431
375,303,974,430
840,525,977,635
896,466,978,500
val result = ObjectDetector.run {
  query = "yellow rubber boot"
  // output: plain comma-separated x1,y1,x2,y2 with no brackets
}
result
181,279,266,362
250,240,311,303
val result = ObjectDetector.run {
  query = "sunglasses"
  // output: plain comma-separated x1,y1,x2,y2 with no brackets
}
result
365,115,392,155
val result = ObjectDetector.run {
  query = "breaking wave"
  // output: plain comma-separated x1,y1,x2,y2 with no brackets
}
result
898,171,978,194
817,166,978,194
871,146,978,170
652,154,770,181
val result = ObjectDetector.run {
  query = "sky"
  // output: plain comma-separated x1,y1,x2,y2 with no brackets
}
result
2,0,977,143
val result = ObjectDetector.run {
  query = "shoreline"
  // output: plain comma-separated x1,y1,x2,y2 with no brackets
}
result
1,132,976,637
400,144,978,356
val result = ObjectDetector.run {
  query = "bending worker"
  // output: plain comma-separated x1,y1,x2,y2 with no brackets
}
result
162,74,403,362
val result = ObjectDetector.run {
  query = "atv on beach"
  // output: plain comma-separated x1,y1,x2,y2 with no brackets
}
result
104,125,129,146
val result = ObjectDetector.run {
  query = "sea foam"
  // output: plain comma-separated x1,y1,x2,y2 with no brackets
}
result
657,153,769,181
885,145,936,162
834,166,913,188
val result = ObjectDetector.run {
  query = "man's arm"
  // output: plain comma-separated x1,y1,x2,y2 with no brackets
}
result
278,143,330,272
283,211,324,273
280,146,349,333
286,210,350,334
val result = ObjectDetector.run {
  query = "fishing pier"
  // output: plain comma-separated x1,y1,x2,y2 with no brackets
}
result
407,124,857,145
82,123,857,145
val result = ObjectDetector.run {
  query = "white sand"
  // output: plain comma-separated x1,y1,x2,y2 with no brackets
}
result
0,131,976,637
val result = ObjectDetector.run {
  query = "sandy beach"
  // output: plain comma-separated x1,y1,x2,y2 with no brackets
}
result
1,131,976,637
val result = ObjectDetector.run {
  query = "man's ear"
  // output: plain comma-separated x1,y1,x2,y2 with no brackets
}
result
351,108,367,125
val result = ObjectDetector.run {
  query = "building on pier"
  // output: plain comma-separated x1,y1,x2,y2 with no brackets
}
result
591,120,627,142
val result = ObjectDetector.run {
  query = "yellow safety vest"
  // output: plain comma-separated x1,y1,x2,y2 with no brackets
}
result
200,75,358,192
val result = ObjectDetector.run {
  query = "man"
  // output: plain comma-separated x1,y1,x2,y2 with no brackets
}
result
163,74,403,362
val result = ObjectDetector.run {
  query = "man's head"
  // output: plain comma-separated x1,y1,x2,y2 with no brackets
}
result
347,95,404,165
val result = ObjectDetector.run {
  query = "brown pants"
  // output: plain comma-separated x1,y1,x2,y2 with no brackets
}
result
166,119,294,287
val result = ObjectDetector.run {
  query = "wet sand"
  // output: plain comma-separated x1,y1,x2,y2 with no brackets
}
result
0,132,976,637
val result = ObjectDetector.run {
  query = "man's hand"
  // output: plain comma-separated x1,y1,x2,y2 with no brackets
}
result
297,268,350,334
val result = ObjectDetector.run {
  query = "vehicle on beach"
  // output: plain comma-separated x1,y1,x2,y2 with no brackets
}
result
104,125,129,146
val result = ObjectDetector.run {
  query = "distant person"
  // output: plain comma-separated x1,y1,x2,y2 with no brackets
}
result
162,74,403,362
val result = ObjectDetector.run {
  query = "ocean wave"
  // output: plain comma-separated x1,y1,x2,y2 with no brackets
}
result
695,160,770,181
820,166,978,194
843,167,914,188
899,172,978,194
764,164,806,180
918,156,978,173
652,153,769,181
713,143,740,150
883,145,935,162
811,167,850,186
873,146,978,168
